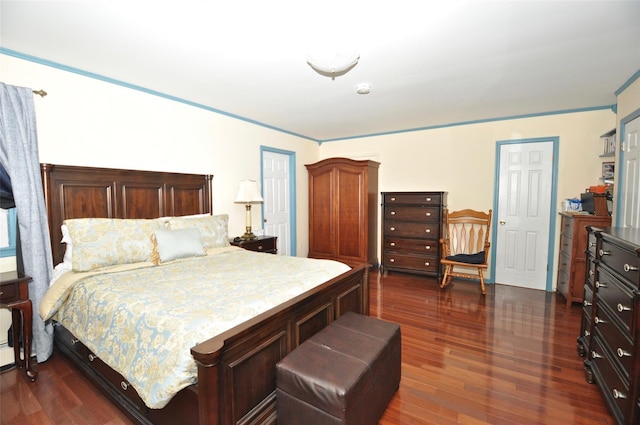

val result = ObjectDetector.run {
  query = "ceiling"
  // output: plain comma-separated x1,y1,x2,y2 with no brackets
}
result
2,1,639,142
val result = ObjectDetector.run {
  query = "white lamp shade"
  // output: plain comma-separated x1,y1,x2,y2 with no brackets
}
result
234,180,264,203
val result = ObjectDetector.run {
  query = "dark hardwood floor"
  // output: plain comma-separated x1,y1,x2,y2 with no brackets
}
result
0,269,614,425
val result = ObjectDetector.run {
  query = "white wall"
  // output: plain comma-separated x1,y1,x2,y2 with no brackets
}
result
1,54,320,255
3,53,633,293
319,109,617,290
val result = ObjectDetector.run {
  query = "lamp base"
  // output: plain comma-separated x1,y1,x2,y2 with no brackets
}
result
241,232,257,240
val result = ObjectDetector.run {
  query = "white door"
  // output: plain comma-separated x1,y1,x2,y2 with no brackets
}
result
262,150,292,255
620,115,640,228
494,140,555,290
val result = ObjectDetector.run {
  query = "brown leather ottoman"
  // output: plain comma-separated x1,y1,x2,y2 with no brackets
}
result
276,312,401,425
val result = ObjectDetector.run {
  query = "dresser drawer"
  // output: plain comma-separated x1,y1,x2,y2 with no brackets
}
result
561,215,574,236
383,193,442,206
0,281,19,303
596,267,635,332
594,303,634,377
383,206,440,222
383,253,438,273
384,237,437,254
559,231,574,252
591,333,630,423
92,355,144,409
599,238,640,288
55,324,144,410
383,221,440,239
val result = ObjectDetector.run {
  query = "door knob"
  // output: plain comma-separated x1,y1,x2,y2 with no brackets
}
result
499,220,506,225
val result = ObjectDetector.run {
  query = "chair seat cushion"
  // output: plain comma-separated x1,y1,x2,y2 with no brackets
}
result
445,251,485,264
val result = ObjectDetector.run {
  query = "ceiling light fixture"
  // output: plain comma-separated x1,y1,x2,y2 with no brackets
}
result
307,50,360,80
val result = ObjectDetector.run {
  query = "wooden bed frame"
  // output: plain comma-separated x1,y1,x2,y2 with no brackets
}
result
40,164,370,425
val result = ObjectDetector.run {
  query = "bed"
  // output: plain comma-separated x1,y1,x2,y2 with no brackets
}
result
39,164,370,425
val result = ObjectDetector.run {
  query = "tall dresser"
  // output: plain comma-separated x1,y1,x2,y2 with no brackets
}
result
581,227,640,425
306,158,379,265
557,213,611,306
381,192,447,278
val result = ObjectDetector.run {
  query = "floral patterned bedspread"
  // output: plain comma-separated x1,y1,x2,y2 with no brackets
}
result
41,247,350,408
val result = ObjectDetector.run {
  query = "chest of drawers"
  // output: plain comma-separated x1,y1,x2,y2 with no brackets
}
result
381,192,447,278
557,213,611,306
582,227,640,425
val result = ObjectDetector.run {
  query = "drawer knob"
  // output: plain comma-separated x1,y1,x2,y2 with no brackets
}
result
389,258,395,263
623,263,639,272
617,303,631,313
121,381,130,391
591,350,603,359
425,229,431,233
88,353,97,362
589,242,596,247
71,338,80,345
589,270,594,276
425,212,431,217
390,242,396,247
425,245,431,250
599,249,610,256
584,330,590,337
390,211,396,215
594,316,606,324
390,227,396,231
425,197,431,201
424,262,430,267
595,281,607,289
583,300,592,307
390,197,396,201
257,245,263,250
616,348,632,358
612,389,627,399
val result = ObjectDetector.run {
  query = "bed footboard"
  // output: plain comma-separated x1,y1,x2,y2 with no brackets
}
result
191,263,370,425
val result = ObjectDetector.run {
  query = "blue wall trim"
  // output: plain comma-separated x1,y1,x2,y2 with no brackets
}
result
2,48,622,145
615,68,640,96
0,48,318,143
0,208,17,258
323,106,616,143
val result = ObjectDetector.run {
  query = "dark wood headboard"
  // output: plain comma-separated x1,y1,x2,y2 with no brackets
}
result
41,164,213,266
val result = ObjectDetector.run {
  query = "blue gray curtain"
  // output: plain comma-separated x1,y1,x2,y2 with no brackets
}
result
0,82,54,362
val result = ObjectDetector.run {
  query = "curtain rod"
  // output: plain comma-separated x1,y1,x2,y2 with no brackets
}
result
32,89,47,97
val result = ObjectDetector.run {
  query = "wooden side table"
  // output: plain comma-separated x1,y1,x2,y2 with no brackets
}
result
230,235,278,254
0,271,37,381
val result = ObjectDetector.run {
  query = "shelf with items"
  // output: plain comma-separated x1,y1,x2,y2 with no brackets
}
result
597,129,616,188
600,129,616,157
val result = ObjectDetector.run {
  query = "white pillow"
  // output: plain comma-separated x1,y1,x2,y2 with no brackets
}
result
151,228,206,264
61,224,73,266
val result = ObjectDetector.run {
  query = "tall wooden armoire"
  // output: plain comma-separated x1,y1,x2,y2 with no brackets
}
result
305,158,380,265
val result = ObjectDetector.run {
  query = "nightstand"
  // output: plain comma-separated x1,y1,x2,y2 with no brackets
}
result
230,235,277,254
0,271,37,381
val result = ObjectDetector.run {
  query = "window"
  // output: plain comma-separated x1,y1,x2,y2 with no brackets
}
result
0,208,17,257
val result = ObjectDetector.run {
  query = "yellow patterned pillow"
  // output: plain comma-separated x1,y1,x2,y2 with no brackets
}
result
168,214,230,249
64,218,165,271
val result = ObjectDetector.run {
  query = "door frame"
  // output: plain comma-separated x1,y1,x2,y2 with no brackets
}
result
615,107,640,227
490,137,559,291
260,146,297,256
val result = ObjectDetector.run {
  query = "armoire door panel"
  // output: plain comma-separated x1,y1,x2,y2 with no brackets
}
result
306,158,379,265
